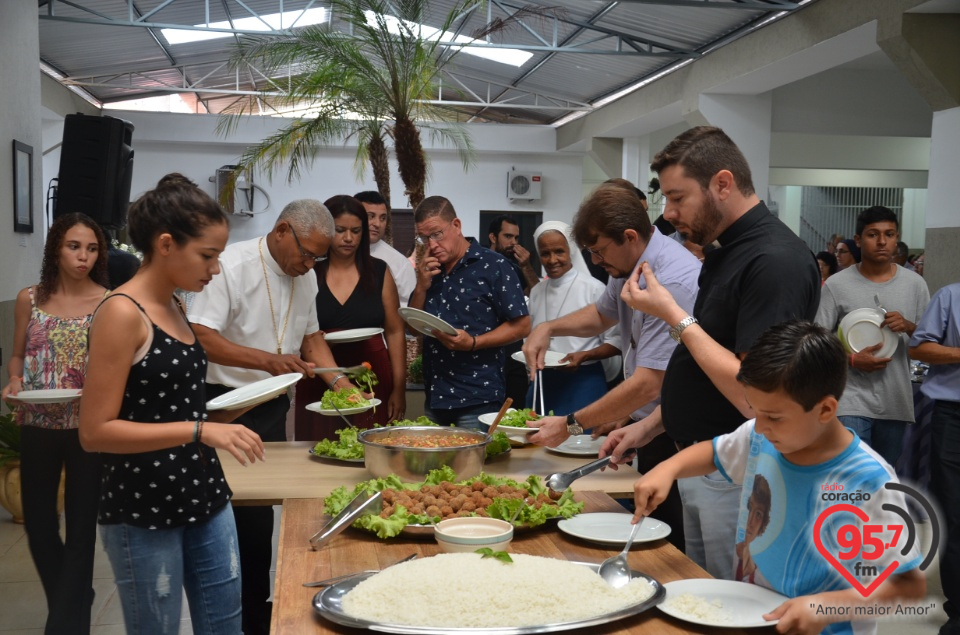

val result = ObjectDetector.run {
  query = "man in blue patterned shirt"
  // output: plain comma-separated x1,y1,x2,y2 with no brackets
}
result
409,196,531,427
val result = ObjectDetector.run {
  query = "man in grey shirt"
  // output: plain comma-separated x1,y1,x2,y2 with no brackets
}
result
815,205,929,467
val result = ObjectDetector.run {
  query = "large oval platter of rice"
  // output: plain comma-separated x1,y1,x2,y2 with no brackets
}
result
313,552,664,633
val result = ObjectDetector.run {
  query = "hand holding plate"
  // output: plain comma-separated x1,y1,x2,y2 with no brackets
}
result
527,414,568,447
851,341,891,372
433,328,472,351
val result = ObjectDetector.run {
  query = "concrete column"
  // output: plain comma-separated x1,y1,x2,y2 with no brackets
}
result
683,92,773,205
623,136,657,220
923,107,960,293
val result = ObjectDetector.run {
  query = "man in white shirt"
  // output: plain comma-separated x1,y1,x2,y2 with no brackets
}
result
188,199,353,635
355,190,416,306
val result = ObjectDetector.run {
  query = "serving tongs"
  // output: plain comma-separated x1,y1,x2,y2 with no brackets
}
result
308,490,382,550
309,364,368,377
545,456,613,492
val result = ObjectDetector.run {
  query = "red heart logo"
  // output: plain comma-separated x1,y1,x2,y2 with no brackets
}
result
813,504,900,597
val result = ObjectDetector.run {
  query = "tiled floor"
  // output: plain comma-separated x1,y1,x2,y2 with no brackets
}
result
0,503,948,634
0,504,281,634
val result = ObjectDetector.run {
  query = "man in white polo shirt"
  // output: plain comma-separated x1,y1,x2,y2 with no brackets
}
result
355,190,416,306
189,199,356,635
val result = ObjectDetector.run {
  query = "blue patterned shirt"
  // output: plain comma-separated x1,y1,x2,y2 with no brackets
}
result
423,238,528,409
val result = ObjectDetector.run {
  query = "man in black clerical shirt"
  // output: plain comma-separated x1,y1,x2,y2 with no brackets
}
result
602,126,820,580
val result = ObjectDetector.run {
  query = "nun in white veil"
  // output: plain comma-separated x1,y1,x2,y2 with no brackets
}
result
525,221,622,415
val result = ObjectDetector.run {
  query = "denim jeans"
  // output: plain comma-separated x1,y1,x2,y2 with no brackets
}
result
20,426,102,634
425,402,500,431
929,400,960,620
678,471,742,581
100,504,242,635
837,415,908,468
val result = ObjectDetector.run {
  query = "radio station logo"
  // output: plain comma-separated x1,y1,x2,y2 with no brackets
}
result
813,482,939,598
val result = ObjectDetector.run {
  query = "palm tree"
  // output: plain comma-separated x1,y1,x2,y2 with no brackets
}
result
217,0,481,212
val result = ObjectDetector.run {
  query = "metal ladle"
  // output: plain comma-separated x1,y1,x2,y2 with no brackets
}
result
598,518,644,588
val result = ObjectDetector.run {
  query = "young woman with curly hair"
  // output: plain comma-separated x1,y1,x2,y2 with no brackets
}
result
2,212,109,634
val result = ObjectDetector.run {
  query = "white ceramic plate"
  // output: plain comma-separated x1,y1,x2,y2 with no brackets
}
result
838,308,898,359
548,434,605,456
9,389,82,404
477,410,535,443
323,328,384,344
658,579,786,628
510,350,570,368
558,513,671,545
305,398,382,416
205,373,302,411
398,307,457,338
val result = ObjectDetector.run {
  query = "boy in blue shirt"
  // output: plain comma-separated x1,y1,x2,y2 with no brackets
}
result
633,320,926,634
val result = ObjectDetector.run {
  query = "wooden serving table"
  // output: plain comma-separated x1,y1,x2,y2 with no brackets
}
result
224,441,639,505
271,491,775,635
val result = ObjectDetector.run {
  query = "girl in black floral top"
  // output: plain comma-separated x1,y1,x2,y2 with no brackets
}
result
80,174,263,634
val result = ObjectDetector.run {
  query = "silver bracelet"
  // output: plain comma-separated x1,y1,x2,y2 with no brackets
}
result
329,373,347,388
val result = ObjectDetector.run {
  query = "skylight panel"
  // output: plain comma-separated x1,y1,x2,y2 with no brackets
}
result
161,8,328,45
364,11,532,67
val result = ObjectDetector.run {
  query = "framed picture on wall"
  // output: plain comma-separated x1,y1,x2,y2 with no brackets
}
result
13,140,33,233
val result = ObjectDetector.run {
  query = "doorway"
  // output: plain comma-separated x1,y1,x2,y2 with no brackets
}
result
479,210,543,277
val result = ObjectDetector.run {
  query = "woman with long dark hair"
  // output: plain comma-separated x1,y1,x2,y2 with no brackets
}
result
2,212,108,634
294,195,406,439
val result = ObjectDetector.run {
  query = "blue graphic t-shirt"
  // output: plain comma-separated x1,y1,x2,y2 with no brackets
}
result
422,238,528,410
714,421,922,635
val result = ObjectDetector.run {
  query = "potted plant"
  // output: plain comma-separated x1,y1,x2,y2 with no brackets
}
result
0,411,24,523
0,411,65,524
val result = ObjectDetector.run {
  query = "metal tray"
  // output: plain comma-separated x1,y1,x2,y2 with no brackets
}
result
313,561,664,633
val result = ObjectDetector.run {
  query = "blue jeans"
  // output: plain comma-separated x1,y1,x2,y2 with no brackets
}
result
424,402,499,430
678,471,742,581
838,416,908,468
100,504,242,634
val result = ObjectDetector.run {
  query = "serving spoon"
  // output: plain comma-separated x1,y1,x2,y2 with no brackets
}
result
598,518,644,588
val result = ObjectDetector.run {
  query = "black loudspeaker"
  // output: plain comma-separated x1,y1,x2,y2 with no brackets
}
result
55,113,135,229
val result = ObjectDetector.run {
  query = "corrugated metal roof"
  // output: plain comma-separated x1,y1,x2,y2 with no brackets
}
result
37,0,812,124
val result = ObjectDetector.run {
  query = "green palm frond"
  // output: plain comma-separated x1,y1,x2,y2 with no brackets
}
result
217,0,506,206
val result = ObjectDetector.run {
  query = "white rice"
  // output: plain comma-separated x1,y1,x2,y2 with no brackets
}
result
341,553,656,628
664,592,733,623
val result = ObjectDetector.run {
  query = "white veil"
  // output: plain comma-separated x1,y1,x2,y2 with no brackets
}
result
532,221,591,276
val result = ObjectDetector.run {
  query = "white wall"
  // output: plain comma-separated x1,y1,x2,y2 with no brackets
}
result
0,0,44,304
55,111,586,242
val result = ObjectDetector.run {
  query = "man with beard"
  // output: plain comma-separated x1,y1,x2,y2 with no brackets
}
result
606,126,820,580
487,214,539,404
488,215,541,294
523,182,700,550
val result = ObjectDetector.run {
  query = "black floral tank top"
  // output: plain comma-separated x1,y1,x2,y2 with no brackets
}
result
97,294,232,529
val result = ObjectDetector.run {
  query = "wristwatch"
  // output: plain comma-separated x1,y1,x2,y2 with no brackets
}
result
566,412,584,436
670,315,698,343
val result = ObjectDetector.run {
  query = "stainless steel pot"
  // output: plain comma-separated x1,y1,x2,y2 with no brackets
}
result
358,426,489,482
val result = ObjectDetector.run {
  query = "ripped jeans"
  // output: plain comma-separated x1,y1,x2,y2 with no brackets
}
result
100,504,242,634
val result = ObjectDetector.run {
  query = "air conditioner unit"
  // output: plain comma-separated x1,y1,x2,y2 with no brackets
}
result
507,170,542,200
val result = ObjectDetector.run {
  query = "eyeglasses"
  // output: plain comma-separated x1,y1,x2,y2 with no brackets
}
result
836,248,850,255
290,226,326,262
584,238,616,262
414,222,452,246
